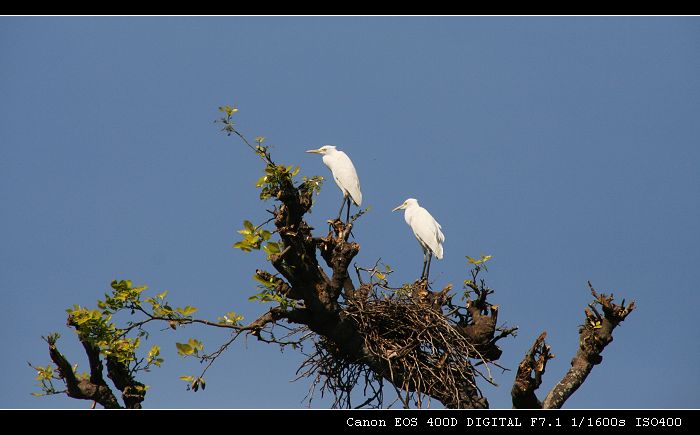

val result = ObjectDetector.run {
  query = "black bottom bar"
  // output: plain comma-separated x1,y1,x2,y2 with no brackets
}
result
4,409,697,433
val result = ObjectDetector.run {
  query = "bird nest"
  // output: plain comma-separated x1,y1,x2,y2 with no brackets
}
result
297,283,490,408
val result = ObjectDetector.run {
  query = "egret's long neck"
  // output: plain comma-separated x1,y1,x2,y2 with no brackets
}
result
404,204,417,224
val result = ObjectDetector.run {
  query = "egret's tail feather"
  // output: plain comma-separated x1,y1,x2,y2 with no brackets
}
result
352,191,362,207
435,244,443,260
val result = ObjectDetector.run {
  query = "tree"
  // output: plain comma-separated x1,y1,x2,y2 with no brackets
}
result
30,105,635,409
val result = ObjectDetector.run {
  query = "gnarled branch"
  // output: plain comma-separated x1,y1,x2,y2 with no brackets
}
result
511,331,554,409
511,282,635,409
47,333,121,409
542,282,635,408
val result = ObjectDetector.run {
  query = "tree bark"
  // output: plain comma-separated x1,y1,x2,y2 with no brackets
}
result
511,283,635,409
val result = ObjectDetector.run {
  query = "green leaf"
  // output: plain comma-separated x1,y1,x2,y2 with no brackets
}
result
218,311,244,325
187,338,204,352
253,273,269,285
243,220,255,232
219,105,239,116
263,242,281,255
176,343,193,356
147,345,161,360
255,175,268,188
176,306,198,316
34,365,55,381
467,254,493,265
244,234,260,244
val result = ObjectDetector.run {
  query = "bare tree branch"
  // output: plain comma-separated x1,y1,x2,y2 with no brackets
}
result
541,283,634,408
511,331,554,409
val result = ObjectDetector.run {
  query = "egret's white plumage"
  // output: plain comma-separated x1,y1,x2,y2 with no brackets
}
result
392,198,445,279
306,145,362,221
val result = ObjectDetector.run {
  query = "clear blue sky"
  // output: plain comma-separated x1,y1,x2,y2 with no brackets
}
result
1,17,699,409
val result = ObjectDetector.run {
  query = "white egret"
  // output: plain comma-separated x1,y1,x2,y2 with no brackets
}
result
306,145,362,222
392,198,445,280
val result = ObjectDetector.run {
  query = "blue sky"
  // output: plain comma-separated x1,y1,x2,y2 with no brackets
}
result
1,17,699,409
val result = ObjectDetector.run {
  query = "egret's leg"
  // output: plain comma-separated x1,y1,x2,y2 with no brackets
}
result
346,197,351,223
426,252,433,280
337,195,347,221
421,250,428,279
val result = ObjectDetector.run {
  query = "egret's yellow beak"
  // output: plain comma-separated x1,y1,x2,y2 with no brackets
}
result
306,148,323,154
392,203,405,212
